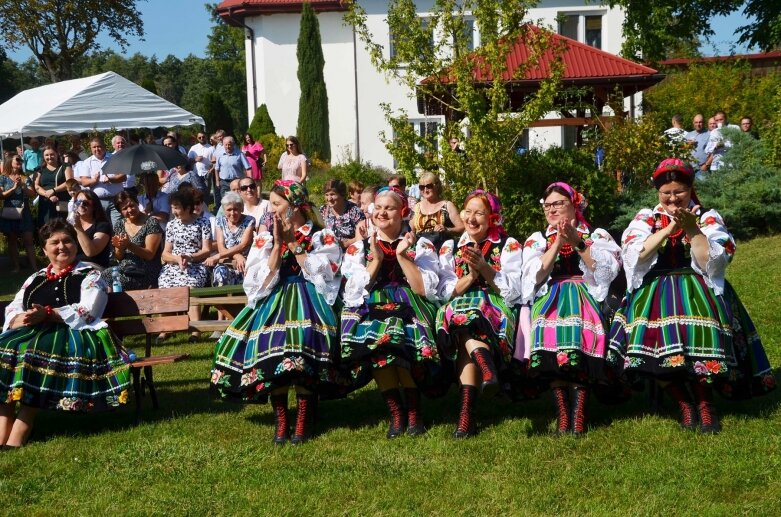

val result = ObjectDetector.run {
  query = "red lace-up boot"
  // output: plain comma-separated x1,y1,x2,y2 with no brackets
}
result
404,388,426,436
691,382,721,434
290,393,315,445
381,389,407,439
664,382,698,431
570,385,589,436
551,386,570,436
270,394,289,445
453,385,478,438
470,348,499,397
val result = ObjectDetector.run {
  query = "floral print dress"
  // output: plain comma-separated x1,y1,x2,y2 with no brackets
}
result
212,214,255,286
608,206,738,385
158,217,212,288
340,236,448,396
211,223,361,401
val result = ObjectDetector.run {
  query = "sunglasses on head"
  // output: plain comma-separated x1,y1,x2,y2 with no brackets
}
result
239,183,257,191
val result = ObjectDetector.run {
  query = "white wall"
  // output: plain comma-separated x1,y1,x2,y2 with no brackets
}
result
242,0,628,168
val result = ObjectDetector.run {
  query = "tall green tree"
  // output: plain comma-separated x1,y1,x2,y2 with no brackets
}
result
206,2,247,135
737,0,781,51
0,0,145,82
346,0,562,198
296,2,331,161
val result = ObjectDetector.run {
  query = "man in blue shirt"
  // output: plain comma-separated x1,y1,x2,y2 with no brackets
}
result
214,136,250,204
685,113,710,171
22,138,43,173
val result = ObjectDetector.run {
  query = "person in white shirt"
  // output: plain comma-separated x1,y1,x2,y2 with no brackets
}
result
703,111,740,172
110,134,137,196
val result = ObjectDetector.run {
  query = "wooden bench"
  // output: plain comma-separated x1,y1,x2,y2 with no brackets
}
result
104,286,191,424
189,284,248,333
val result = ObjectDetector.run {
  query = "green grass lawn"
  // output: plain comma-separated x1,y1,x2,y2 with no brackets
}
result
1,236,780,515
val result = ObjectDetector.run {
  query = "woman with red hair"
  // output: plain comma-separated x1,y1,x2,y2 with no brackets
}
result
436,190,523,437
522,182,621,436
608,158,773,433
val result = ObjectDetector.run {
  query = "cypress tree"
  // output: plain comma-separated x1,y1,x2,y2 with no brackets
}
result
296,2,331,161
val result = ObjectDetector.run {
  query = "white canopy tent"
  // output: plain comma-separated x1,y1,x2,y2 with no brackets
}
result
0,71,205,141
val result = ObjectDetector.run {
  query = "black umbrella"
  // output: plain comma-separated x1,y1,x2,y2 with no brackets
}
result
101,143,188,176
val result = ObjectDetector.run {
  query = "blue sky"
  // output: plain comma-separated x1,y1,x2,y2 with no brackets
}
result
6,1,755,63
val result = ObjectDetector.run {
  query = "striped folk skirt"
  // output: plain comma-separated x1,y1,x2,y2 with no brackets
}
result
211,276,361,402
529,277,610,384
0,324,130,411
715,281,775,398
436,288,515,367
340,283,449,396
608,269,735,382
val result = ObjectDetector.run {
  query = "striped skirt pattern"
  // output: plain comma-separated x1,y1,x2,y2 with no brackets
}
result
529,278,609,383
340,284,447,395
716,281,776,398
211,276,356,402
0,324,130,411
436,288,515,366
608,270,735,381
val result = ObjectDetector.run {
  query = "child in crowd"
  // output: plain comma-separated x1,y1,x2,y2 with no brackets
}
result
65,179,81,225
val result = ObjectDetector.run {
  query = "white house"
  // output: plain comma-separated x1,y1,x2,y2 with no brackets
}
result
217,0,645,169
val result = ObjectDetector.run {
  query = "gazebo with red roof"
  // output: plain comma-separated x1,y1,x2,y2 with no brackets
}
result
417,25,665,132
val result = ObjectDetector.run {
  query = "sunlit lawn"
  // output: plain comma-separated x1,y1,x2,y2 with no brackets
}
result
0,235,779,515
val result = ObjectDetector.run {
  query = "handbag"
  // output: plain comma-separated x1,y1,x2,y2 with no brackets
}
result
1,206,23,220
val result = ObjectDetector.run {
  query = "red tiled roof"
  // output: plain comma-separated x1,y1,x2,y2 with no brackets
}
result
422,25,659,85
217,0,346,21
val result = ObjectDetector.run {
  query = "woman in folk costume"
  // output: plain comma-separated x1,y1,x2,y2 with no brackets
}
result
436,190,523,437
522,182,621,436
0,220,130,448
211,180,347,445
609,158,773,433
340,186,445,439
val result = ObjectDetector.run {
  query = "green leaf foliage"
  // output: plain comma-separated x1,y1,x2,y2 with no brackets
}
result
296,2,331,162
0,0,145,82
346,0,563,200
248,104,276,140
645,62,781,136
200,92,235,137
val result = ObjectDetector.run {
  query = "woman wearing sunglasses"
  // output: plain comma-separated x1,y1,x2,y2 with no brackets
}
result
410,172,464,250
277,136,308,184
522,182,621,436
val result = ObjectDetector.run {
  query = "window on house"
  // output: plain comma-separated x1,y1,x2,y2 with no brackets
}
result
389,18,435,60
562,125,577,150
411,119,441,152
558,15,578,41
462,19,475,51
585,16,602,49
558,13,603,49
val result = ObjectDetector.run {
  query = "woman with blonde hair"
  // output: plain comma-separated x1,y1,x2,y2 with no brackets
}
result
410,171,463,249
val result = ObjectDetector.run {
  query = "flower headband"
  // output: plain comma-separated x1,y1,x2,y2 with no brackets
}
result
465,189,506,240
375,185,408,207
543,182,589,226
652,158,695,189
271,179,310,209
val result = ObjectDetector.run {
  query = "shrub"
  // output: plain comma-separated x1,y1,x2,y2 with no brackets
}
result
248,104,275,141
492,147,618,240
